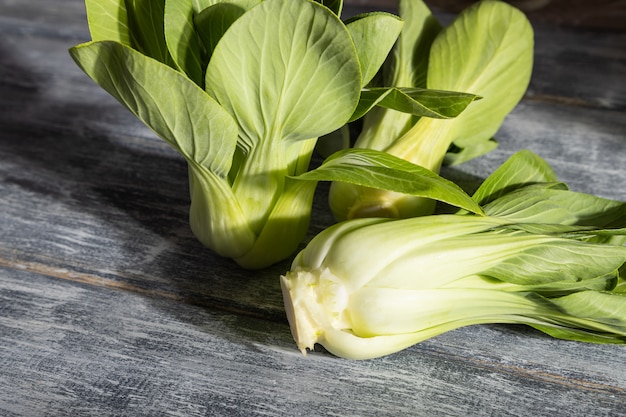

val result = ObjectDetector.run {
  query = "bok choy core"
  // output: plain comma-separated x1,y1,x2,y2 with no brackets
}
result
281,152,626,359
69,0,407,268
328,0,534,220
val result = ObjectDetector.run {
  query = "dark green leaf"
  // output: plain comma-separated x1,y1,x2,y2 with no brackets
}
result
351,87,479,122
164,0,205,86
194,2,246,61
293,148,484,215
124,0,174,65
472,150,559,206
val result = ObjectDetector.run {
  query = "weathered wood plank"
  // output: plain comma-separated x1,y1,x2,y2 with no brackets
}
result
1,1,625,416
1,267,625,417
528,24,626,110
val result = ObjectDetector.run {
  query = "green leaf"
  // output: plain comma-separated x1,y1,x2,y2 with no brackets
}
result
70,40,264,260
428,0,533,149
85,0,132,45
351,87,480,122
294,148,485,215
204,0,361,147
69,41,238,176
124,0,174,65
472,150,559,206
385,0,441,88
482,233,626,287
532,291,626,344
484,185,626,228
191,0,261,13
164,0,205,86
194,2,246,61
192,0,214,11
345,12,403,88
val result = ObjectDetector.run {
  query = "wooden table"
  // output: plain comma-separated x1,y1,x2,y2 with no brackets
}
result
1,1,625,415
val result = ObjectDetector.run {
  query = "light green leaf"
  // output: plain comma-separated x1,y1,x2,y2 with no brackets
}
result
345,12,403,88
204,0,361,148
85,0,132,45
164,0,205,86
294,148,485,215
351,87,480,122
472,150,559,206
483,234,626,286
124,0,174,65
428,0,534,149
386,0,441,88
70,40,260,260
484,186,626,228
532,291,626,344
69,41,238,176
194,2,246,61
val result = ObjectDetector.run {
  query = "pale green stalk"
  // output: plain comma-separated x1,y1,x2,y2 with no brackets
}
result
281,215,626,359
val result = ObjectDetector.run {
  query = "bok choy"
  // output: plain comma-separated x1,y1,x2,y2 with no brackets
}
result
328,0,534,220
281,151,626,359
69,0,408,268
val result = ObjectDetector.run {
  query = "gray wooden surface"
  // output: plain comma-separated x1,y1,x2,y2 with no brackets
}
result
1,1,625,416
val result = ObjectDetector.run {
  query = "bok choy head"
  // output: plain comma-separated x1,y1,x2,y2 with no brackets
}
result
282,151,626,359
281,216,626,359
69,0,403,269
328,0,534,221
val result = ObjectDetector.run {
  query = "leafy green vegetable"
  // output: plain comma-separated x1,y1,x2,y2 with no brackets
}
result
329,0,534,221
294,148,484,217
71,0,407,268
471,149,560,206
281,152,626,359
70,0,539,271
474,151,626,245
350,87,480,122
164,0,206,85
84,0,131,45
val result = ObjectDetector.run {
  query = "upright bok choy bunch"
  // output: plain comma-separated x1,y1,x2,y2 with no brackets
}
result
69,0,404,268
329,0,534,220
281,152,626,359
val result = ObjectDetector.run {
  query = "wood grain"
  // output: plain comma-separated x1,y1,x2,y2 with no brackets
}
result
1,1,625,416
2,267,625,417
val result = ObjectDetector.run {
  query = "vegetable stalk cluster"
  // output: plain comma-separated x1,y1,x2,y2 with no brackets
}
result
282,151,626,359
